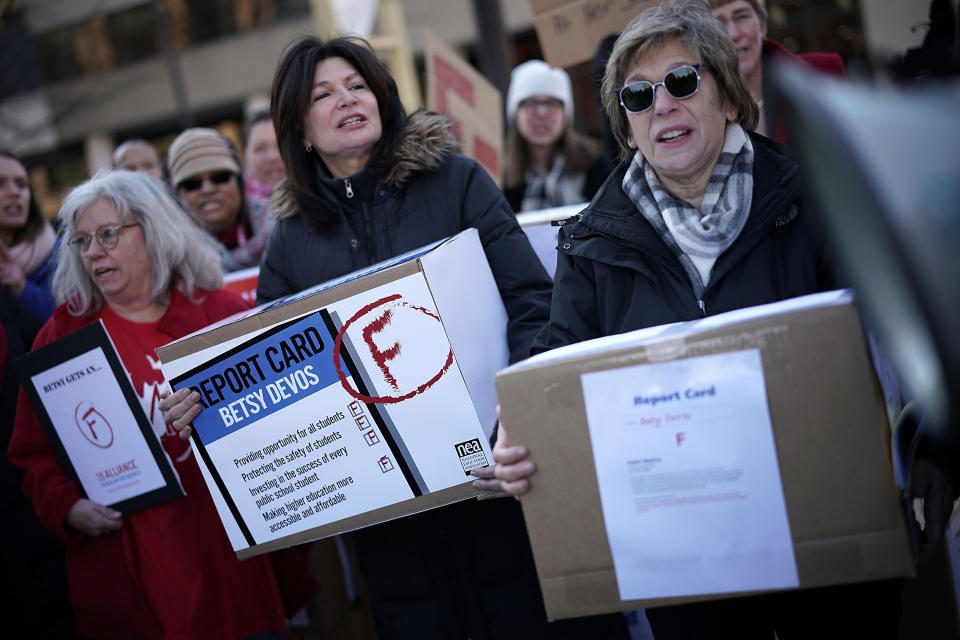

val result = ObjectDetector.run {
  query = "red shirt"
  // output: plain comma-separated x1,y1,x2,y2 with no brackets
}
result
9,289,289,639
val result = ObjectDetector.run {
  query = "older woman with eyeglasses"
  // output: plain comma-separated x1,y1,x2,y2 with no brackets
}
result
490,1,907,637
8,170,295,639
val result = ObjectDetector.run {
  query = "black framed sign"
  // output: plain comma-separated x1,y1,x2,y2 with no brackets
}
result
13,321,183,514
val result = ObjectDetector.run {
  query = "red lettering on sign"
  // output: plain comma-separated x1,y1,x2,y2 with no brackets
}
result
432,55,475,113
473,136,499,175
333,294,454,404
75,401,114,448
361,308,403,391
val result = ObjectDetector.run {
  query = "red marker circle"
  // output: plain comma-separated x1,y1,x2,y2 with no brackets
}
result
75,401,115,448
333,294,454,404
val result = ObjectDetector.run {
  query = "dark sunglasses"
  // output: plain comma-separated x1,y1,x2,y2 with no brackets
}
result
177,171,234,192
618,64,702,114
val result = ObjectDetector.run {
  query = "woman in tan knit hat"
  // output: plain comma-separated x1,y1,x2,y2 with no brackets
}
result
164,127,265,271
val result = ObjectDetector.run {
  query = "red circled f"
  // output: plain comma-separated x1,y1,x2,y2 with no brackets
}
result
333,293,454,404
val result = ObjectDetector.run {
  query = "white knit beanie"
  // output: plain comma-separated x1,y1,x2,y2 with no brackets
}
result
506,59,574,124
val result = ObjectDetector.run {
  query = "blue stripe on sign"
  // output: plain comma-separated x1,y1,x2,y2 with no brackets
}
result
175,313,341,446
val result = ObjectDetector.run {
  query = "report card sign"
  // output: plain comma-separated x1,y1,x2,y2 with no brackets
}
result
157,230,508,557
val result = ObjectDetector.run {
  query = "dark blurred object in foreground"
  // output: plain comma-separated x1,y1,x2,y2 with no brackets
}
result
776,63,960,449
893,0,960,80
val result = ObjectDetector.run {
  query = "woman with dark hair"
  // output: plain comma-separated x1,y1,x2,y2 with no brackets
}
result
503,60,612,212
162,35,628,639
165,128,265,271
0,150,58,320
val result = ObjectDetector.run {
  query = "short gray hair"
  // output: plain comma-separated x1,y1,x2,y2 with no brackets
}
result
54,170,225,315
601,0,758,162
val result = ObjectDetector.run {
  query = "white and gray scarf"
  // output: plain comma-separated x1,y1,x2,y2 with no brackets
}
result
521,154,586,212
622,123,754,298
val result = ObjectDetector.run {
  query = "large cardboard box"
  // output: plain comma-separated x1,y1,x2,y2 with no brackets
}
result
531,0,660,68
157,229,505,558
495,290,914,620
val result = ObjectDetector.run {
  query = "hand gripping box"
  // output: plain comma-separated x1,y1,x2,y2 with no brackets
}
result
495,290,914,620
156,229,506,558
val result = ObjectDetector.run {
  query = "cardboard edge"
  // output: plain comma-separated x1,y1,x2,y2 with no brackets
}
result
157,261,422,364
237,483,488,559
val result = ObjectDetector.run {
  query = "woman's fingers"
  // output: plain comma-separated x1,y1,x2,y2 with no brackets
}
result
159,388,202,438
494,457,536,483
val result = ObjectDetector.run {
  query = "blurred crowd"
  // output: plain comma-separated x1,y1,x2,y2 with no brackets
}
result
1,0,958,639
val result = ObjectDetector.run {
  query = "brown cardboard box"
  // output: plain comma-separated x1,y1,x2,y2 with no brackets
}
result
530,0,660,68
495,291,914,620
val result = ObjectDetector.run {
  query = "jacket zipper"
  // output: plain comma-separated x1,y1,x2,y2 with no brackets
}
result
697,299,707,316
343,178,354,198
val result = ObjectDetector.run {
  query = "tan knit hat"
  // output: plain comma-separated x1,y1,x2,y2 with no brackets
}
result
166,127,242,188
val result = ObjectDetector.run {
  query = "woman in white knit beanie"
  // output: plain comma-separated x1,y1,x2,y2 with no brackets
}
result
503,59,612,212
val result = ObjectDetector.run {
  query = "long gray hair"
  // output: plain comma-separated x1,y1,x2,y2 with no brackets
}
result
54,170,224,315
601,0,758,162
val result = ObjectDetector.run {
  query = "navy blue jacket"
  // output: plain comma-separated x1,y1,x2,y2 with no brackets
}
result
534,132,835,352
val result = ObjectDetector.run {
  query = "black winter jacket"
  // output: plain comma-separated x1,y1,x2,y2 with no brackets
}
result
534,132,835,352
258,111,626,639
259,111,551,364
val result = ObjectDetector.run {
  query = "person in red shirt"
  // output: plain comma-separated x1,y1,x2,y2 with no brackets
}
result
8,170,292,639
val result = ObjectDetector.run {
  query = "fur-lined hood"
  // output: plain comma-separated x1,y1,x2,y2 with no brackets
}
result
271,110,459,220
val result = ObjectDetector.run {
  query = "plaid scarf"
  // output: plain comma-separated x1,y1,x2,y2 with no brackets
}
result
622,124,754,298
521,153,586,212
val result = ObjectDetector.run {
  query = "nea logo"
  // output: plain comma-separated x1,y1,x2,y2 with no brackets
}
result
455,438,488,475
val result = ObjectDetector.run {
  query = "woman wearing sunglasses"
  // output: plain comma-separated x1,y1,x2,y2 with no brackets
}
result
7,170,299,639
165,127,266,272
491,1,904,637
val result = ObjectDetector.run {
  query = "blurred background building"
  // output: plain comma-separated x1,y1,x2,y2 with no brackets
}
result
0,0,936,216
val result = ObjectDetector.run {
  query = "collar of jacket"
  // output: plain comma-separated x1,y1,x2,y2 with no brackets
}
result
564,132,800,268
272,110,459,219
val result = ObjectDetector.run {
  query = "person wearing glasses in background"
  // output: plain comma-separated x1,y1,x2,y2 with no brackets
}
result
165,128,265,272
494,1,903,637
7,170,296,640
503,60,612,212
708,0,845,143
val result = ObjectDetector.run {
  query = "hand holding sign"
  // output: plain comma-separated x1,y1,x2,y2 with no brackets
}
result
66,498,123,537
159,388,203,440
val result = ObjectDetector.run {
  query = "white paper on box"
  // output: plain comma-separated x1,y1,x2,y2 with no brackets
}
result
580,349,799,600
30,348,171,505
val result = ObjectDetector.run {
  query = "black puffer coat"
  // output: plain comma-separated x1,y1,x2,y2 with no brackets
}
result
533,132,836,352
259,111,550,364
259,111,627,639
